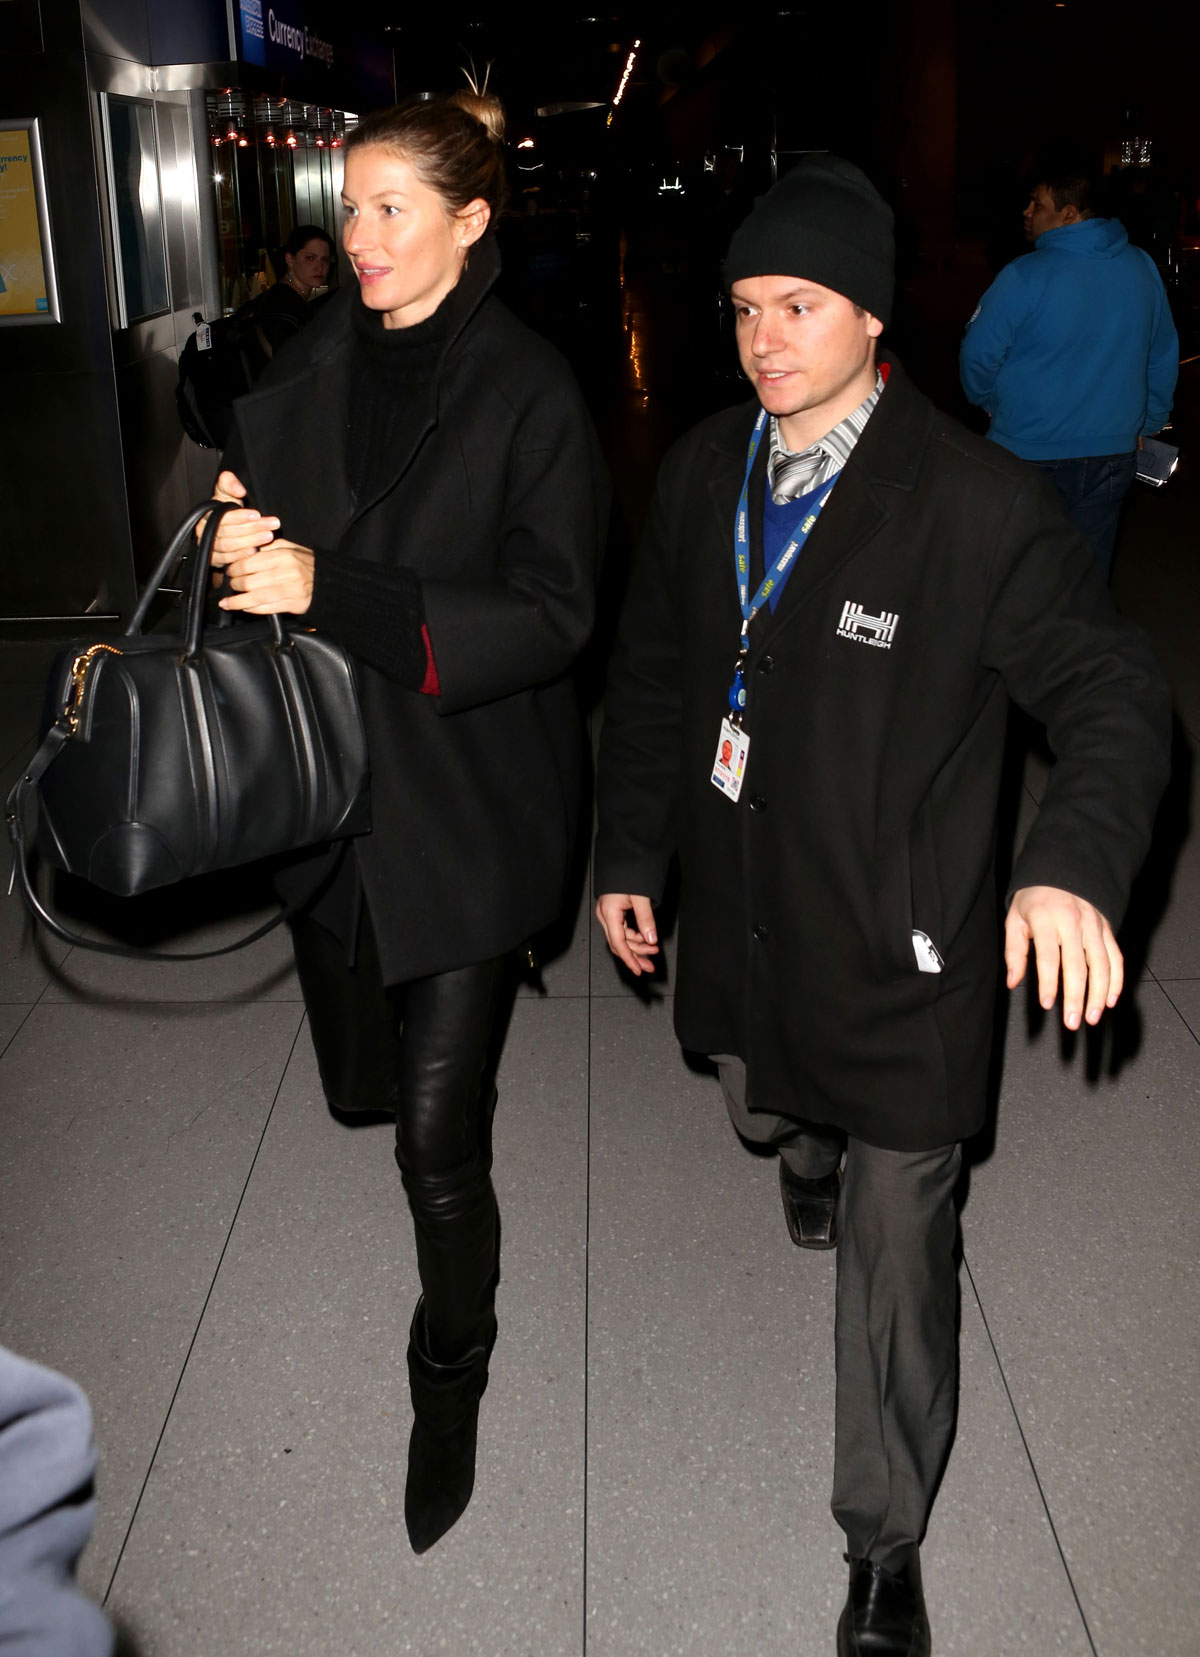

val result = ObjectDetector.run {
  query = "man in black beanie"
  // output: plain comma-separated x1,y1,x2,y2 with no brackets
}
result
594,153,1169,1653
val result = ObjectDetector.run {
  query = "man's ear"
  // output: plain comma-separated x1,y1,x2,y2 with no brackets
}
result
1060,205,1082,225
866,313,885,340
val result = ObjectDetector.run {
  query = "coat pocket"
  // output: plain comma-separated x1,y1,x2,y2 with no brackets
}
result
874,805,944,979
908,801,945,972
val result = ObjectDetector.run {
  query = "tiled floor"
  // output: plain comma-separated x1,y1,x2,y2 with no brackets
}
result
3,395,1199,1655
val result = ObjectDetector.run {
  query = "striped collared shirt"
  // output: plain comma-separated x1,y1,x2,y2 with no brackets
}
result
766,368,886,504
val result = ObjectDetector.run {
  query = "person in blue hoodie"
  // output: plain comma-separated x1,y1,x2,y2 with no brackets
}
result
960,164,1178,577
0,1346,113,1656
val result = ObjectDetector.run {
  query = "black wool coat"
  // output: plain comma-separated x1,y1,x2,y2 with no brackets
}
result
224,239,607,984
594,357,1170,1150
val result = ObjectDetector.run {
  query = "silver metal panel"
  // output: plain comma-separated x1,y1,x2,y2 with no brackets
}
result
189,89,222,320
159,95,207,341
82,0,151,64
83,41,210,601
156,61,243,93
114,346,193,582
87,53,154,98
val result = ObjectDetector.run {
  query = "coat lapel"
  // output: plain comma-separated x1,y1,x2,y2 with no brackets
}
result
233,236,506,549
706,403,758,571
342,235,504,533
235,297,356,547
751,357,932,640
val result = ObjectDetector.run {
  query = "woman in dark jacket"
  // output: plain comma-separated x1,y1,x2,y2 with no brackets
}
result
254,223,335,355
207,89,605,1553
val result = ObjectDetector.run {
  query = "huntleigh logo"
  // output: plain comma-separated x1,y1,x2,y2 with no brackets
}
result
837,601,898,648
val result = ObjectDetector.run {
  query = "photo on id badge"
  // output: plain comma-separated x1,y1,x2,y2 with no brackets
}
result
712,717,750,801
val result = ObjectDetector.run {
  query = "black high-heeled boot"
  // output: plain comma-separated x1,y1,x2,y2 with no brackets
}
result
404,1298,494,1554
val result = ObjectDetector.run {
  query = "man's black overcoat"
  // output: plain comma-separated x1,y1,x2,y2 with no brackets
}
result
224,240,607,984
594,358,1170,1150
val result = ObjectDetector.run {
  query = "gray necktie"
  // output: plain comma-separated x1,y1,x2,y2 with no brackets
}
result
769,443,825,503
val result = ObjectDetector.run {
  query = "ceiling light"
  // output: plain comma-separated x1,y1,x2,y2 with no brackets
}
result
613,44,639,106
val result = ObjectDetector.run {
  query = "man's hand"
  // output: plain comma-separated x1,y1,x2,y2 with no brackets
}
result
596,893,659,976
1004,885,1124,1030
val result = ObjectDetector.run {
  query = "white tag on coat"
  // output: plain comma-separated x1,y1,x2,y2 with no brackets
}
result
195,323,212,352
912,930,944,973
711,718,750,802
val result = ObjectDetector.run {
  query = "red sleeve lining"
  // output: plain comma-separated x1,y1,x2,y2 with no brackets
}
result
419,623,440,696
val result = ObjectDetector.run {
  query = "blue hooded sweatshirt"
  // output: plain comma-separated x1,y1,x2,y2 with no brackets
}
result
959,218,1178,460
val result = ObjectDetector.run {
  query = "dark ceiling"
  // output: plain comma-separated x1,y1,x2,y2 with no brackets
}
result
365,6,760,128
356,2,1200,184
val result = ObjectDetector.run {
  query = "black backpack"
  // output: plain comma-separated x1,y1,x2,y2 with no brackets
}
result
175,293,299,450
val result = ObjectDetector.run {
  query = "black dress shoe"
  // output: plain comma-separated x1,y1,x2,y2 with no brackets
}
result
836,1548,931,1656
779,1160,840,1248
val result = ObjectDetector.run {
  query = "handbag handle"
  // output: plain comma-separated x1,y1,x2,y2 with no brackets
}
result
127,500,223,635
181,502,288,659
126,499,287,658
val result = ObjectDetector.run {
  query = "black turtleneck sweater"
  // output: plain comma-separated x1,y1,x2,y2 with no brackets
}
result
345,289,450,505
304,291,454,692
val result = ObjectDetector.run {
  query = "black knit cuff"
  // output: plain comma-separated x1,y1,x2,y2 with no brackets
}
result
307,549,429,690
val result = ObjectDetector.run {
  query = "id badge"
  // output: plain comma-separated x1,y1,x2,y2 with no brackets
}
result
711,717,750,802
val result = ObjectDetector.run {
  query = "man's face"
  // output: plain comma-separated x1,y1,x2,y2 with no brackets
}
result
1023,183,1074,242
730,276,883,445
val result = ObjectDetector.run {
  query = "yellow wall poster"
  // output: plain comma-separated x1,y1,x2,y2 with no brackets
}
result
0,121,56,321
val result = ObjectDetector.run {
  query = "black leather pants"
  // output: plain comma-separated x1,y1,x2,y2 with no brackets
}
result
290,908,512,1363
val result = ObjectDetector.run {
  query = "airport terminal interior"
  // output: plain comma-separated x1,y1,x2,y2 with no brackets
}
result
2,4,1198,1654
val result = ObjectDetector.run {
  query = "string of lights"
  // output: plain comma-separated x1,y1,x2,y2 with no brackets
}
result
612,39,641,108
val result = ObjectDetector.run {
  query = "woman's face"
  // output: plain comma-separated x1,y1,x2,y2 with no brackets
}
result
287,238,331,291
341,146,489,329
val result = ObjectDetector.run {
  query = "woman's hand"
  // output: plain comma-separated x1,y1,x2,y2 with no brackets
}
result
204,470,281,567
212,469,246,506
217,538,315,616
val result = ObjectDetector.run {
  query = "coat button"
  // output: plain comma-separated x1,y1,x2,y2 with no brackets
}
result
749,794,766,812
753,923,769,941
756,655,775,674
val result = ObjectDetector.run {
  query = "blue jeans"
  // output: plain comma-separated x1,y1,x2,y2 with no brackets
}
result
1028,451,1138,581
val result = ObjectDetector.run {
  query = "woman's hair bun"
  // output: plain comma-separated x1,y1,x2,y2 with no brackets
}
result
452,68,505,145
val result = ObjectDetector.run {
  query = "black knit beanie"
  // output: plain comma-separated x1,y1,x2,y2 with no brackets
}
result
724,154,895,326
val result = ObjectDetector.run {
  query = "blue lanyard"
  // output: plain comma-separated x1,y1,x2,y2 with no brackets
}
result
728,410,834,720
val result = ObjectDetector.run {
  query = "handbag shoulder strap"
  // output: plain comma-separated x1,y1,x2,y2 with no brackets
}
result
5,741,339,962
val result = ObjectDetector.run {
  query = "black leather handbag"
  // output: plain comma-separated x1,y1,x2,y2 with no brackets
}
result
5,500,370,959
